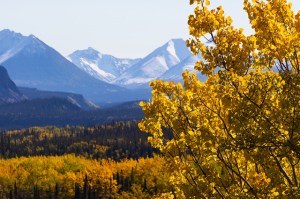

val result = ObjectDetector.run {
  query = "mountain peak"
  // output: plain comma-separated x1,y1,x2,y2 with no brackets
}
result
28,34,37,39
165,38,186,49
72,47,101,59
167,38,185,45
164,38,190,60
68,48,141,83
0,29,48,61
87,47,98,52
0,29,23,37
24,34,45,46
113,38,192,87
0,29,25,54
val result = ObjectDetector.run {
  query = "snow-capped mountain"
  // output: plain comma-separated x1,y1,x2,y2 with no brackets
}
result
112,39,192,87
0,29,204,104
158,54,206,83
68,47,141,83
0,29,133,103
67,38,203,89
0,65,26,105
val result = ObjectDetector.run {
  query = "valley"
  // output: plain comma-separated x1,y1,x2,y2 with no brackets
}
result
0,29,199,198
0,29,201,129
0,0,298,197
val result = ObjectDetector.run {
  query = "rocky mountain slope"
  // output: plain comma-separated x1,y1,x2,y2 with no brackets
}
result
0,65,26,105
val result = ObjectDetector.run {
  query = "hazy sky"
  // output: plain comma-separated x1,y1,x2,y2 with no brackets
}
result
1,0,300,58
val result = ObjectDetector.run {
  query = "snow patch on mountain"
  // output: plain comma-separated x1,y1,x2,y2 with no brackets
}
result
0,29,132,103
158,54,206,83
68,47,140,83
78,58,116,82
0,30,48,64
113,38,192,87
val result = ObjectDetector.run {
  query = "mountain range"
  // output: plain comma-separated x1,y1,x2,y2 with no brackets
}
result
68,39,202,88
68,47,141,83
0,29,130,104
0,66,142,129
0,29,203,104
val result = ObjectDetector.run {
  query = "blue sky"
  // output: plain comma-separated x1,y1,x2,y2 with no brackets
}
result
0,0,300,58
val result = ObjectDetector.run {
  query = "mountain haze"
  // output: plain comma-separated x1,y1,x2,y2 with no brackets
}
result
19,87,98,110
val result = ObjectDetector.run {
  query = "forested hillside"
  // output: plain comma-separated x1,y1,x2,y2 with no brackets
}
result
0,122,173,198
0,101,143,130
0,122,159,160
0,155,172,198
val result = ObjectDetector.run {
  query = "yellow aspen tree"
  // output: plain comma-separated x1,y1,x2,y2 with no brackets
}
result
139,0,300,198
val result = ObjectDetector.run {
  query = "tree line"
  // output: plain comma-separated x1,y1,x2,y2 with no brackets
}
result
0,155,172,198
0,121,161,160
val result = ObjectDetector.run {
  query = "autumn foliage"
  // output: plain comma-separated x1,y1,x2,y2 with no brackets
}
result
0,155,171,198
0,123,170,198
139,0,300,198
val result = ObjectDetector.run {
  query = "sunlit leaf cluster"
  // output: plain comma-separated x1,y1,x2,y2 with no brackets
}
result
139,0,300,198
